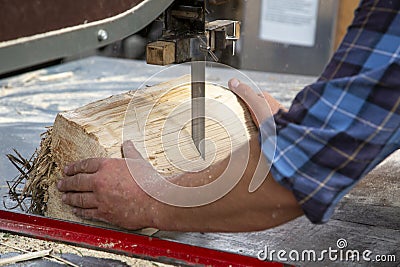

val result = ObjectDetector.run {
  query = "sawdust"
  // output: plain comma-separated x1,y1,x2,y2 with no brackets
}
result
0,232,172,267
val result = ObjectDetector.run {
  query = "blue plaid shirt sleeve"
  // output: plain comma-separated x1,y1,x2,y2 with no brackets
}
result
261,0,400,224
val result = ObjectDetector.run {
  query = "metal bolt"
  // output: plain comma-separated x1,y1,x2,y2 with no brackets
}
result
97,29,108,42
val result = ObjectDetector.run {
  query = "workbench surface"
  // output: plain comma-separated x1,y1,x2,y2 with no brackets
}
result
0,57,398,267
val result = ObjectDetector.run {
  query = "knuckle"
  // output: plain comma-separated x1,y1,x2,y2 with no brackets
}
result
73,174,81,188
70,174,80,189
77,194,84,207
69,194,77,206
73,162,80,173
92,175,102,191
62,193,71,204
80,159,90,172
237,86,246,94
61,177,71,190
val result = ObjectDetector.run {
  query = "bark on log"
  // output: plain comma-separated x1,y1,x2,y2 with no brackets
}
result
32,76,257,229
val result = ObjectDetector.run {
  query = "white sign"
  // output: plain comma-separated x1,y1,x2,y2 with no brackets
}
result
259,0,319,47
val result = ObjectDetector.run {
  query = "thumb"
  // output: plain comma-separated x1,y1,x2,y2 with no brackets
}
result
122,140,143,159
122,140,158,181
228,78,268,127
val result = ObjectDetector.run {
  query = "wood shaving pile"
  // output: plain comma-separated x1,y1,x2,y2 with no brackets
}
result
0,232,173,267
6,128,54,214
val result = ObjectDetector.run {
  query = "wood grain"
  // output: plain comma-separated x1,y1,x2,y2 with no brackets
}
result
45,75,256,227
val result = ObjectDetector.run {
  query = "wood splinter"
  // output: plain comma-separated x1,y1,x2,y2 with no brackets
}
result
0,249,52,266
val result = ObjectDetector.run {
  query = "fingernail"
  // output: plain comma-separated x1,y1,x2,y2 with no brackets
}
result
62,194,66,202
64,165,69,174
57,181,62,189
230,78,240,89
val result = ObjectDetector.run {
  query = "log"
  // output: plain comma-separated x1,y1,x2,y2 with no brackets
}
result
25,76,257,229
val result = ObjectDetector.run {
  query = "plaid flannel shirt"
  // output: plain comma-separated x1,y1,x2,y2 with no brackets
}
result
261,0,400,223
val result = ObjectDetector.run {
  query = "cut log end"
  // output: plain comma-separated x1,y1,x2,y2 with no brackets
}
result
10,76,258,229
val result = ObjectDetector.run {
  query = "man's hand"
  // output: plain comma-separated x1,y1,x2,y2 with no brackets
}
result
57,141,158,230
58,80,302,232
228,78,286,127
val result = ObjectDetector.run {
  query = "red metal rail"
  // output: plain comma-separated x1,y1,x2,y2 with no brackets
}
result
0,210,285,266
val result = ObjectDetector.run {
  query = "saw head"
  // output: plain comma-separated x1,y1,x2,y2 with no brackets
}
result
145,0,240,157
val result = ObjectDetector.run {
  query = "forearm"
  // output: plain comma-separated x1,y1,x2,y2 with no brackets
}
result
149,138,303,232
58,89,303,231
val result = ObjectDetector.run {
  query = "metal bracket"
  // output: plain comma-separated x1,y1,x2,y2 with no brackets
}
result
146,19,240,65
206,20,240,56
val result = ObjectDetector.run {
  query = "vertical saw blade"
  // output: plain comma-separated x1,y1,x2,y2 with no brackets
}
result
191,60,206,159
